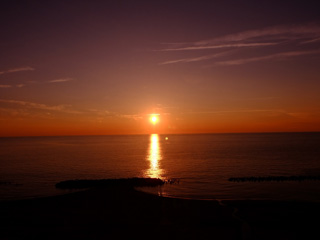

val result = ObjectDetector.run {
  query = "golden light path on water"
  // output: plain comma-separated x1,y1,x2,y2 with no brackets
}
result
145,134,164,179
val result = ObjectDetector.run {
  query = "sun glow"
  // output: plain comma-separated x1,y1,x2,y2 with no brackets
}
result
150,114,159,124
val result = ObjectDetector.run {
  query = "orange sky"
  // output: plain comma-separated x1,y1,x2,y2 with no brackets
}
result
1,1,320,137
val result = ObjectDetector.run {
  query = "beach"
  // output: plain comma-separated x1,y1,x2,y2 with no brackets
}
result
1,186,319,240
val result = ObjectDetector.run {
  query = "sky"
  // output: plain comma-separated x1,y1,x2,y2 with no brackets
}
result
1,0,320,136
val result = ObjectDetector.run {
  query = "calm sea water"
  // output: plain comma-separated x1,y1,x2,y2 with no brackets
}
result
0,133,320,201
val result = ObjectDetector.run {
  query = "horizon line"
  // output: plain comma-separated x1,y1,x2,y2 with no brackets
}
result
1,131,319,138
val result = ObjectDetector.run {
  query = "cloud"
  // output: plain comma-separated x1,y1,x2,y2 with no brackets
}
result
216,49,320,66
0,77,73,89
196,24,320,45
0,100,146,122
160,50,234,65
301,37,320,44
0,84,25,88
161,24,320,52
119,114,143,121
0,66,34,75
87,108,144,121
159,23,320,66
184,109,301,119
0,85,12,88
0,99,80,114
48,78,73,83
160,42,277,51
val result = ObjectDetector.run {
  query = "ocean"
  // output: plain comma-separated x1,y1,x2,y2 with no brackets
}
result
0,133,319,201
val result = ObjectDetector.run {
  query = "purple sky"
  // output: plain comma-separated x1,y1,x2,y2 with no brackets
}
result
1,1,320,136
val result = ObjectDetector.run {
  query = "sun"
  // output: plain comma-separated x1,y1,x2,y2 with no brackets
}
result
150,114,159,124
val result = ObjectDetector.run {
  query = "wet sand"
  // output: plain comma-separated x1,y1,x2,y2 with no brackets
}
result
1,187,319,240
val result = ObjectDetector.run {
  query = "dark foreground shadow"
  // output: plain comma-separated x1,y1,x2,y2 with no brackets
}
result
1,178,319,240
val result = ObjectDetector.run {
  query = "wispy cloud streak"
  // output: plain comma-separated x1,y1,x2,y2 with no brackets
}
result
160,42,277,51
0,99,80,114
0,67,34,75
160,23,320,66
87,108,144,122
196,24,320,45
48,78,73,83
119,114,143,120
184,109,303,118
0,85,12,88
160,51,232,65
0,84,26,88
216,49,320,66
302,37,320,44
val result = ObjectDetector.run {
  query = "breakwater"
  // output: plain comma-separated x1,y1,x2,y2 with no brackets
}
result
56,177,165,189
228,175,320,182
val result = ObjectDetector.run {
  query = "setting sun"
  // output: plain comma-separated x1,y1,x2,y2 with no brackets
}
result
150,115,159,124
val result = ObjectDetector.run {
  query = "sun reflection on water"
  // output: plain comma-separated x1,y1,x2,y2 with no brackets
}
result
145,134,164,179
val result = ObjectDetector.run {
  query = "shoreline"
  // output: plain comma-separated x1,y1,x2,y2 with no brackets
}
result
1,186,320,240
